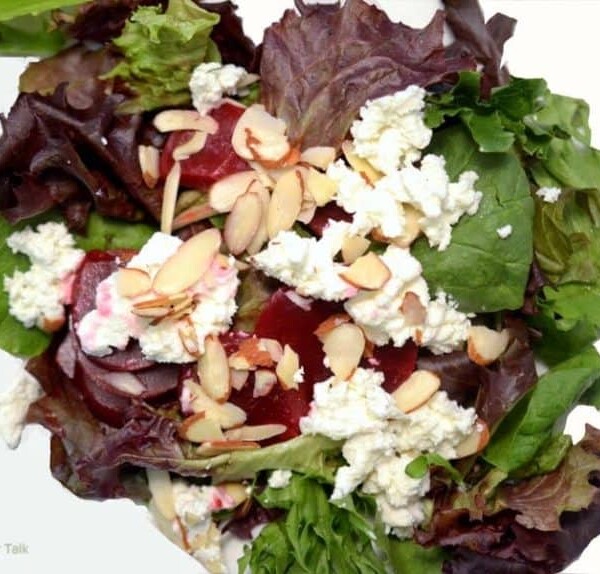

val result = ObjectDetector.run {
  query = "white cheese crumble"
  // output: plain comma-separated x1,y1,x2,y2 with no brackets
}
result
251,221,358,301
344,246,471,354
300,368,476,535
496,224,513,239
268,469,293,489
4,222,84,331
536,186,562,203
77,232,239,363
0,368,43,449
189,62,254,115
293,367,305,384
350,85,432,174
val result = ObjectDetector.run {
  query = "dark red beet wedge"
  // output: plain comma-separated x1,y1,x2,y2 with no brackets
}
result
307,203,352,237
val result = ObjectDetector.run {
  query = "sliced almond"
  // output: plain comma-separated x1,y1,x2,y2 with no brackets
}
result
229,354,254,371
138,145,160,188
300,146,336,170
341,236,370,265
115,268,151,298
314,314,351,340
133,292,190,310
304,168,338,207
322,323,365,381
198,336,231,402
276,344,301,391
400,291,427,326
178,321,201,357
224,424,287,442
184,380,247,429
209,171,258,213
146,469,176,521
267,168,303,239
173,203,218,231
234,337,274,369
230,369,249,391
467,326,511,366
340,252,391,291
39,315,65,333
391,205,423,248
131,306,170,319
161,160,181,234
246,181,272,255
175,190,204,214
196,441,260,457
341,141,382,185
259,338,283,363
219,483,249,506
453,419,490,459
104,372,145,396
153,228,221,295
179,413,225,443
153,110,219,134
392,370,440,413
224,192,262,255
172,131,208,161
253,369,277,397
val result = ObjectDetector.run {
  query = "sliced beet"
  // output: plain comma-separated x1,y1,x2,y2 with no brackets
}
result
368,342,418,394
136,364,181,401
56,331,77,379
160,102,250,189
71,249,155,372
307,203,352,237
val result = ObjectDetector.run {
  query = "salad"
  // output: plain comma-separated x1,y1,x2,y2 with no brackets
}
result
1,1,600,573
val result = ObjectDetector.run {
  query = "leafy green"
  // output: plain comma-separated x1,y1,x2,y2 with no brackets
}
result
405,453,464,485
74,213,156,252
511,433,572,479
484,346,600,473
385,539,446,574
239,475,385,574
0,0,86,22
0,14,65,56
412,124,534,313
104,0,220,113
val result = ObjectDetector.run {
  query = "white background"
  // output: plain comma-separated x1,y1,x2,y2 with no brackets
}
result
1,1,600,573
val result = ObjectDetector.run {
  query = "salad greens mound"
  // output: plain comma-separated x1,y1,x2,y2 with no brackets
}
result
1,1,600,574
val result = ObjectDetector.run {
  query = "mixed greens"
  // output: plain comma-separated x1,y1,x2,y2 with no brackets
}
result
2,1,600,573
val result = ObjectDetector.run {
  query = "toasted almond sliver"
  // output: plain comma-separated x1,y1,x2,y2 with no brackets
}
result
209,171,258,213
131,306,170,319
197,441,260,457
173,203,219,231
341,141,382,184
314,313,352,340
153,228,222,295
276,344,301,391
179,413,225,443
322,323,365,381
178,321,201,357
467,326,511,366
146,469,176,521
224,424,287,442
235,337,274,368
104,372,145,396
133,292,190,310
392,370,440,413
304,168,338,207
391,205,423,248
153,110,219,134
198,336,231,402
172,131,208,161
454,419,490,458
138,145,160,188
340,252,391,291
230,369,249,391
300,146,336,170
161,161,181,234
229,354,254,371
219,483,249,506
184,380,247,428
267,168,303,239
400,291,427,326
39,315,65,333
116,268,152,298
259,338,283,363
246,180,271,255
341,236,371,265
224,192,263,255
253,369,277,397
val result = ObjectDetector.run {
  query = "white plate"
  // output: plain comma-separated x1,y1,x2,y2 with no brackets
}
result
1,2,600,573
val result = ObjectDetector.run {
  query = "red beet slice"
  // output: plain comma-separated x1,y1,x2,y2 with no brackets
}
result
160,102,250,189
368,342,418,394
71,250,155,372
307,203,352,237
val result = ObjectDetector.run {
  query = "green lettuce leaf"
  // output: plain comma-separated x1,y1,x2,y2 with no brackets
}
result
484,346,600,473
0,14,66,56
0,0,87,22
385,540,446,574
405,453,464,485
74,212,156,251
412,124,534,313
104,0,220,113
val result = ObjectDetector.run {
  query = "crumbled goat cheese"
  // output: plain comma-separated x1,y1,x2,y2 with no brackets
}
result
4,222,84,330
536,186,562,203
251,221,358,301
189,62,253,115
496,224,513,239
0,369,43,449
300,370,476,534
344,246,471,354
350,85,432,174
293,367,305,384
268,470,293,489
171,481,238,574
77,232,239,362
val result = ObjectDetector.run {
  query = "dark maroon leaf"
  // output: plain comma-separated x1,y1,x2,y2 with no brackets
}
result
521,260,547,316
223,499,283,539
260,0,473,149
